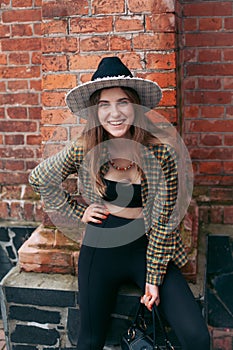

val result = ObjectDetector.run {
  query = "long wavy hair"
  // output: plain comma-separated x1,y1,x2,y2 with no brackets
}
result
78,86,161,195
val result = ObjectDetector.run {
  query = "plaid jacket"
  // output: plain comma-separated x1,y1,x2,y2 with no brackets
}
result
29,141,187,285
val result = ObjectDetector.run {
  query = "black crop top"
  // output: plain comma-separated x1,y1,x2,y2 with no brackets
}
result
102,178,142,208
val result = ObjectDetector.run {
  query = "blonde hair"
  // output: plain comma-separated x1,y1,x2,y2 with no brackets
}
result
78,86,160,195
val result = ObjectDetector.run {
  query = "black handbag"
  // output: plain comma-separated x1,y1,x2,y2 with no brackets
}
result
121,303,175,350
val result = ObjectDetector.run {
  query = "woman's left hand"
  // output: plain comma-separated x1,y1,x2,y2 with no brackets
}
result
141,283,160,311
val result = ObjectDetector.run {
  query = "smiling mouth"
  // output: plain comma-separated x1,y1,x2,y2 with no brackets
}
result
107,119,126,126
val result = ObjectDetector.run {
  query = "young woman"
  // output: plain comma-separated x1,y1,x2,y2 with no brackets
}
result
29,57,210,349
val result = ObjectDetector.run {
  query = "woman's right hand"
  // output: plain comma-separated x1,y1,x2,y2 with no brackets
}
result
81,203,109,224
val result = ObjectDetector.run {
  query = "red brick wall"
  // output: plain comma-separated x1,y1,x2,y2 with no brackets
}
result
0,0,232,227
0,0,43,223
178,0,233,226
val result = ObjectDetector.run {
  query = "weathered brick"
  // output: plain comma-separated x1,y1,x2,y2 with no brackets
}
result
0,53,7,65
69,54,102,71
210,206,224,224
2,38,41,51
0,172,29,185
189,120,233,133
29,107,41,120
138,71,176,88
223,77,233,90
152,0,175,13
71,17,113,34
0,92,39,105
8,80,28,92
43,74,76,90
199,162,222,174
1,185,22,200
30,79,41,91
41,126,68,142
42,19,67,35
199,134,223,146
42,91,66,107
133,33,175,50
183,2,232,17
42,55,67,72
12,0,32,7
223,162,233,174
198,77,221,90
0,66,40,79
9,52,30,65
115,16,143,32
223,206,233,224
187,63,233,76
92,0,125,14
185,33,233,47
32,52,42,65
184,18,198,32
224,48,233,61
200,106,225,118
26,135,42,145
80,36,109,52
147,13,175,32
199,18,222,31
12,24,33,37
0,202,9,219
42,0,88,18
5,134,24,145
159,90,176,106
128,0,153,13
209,188,233,202
0,121,37,132
110,35,131,51
41,109,75,125
3,160,25,171
0,24,10,37
185,91,232,105
7,107,27,119
2,9,41,23
189,147,233,161
42,37,78,53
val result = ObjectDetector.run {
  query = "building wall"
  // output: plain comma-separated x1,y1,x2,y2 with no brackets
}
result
178,0,233,229
0,0,232,227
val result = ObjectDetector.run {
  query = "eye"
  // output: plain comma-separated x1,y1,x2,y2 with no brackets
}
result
98,102,110,109
118,99,130,106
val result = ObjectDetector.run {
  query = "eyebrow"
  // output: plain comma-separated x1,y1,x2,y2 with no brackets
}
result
98,97,130,103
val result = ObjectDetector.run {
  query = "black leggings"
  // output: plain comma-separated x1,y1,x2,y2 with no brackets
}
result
77,215,210,350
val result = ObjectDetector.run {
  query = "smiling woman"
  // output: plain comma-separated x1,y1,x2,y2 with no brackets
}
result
97,88,135,139
29,57,210,350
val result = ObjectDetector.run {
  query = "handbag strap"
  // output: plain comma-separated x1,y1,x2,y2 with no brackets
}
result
152,304,175,350
133,302,174,350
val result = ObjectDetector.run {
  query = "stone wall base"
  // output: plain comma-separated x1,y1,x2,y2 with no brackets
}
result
1,266,182,350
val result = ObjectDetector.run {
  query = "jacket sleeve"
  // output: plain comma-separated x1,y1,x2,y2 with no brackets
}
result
28,142,88,221
146,144,179,285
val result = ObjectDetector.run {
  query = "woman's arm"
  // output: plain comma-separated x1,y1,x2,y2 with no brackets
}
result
146,144,179,286
29,142,88,221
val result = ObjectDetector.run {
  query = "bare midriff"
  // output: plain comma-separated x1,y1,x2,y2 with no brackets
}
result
103,202,144,219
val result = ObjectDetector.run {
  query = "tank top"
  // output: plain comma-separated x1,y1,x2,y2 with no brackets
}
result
102,178,142,208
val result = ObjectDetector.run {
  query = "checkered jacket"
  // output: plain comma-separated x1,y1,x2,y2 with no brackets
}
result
29,141,187,285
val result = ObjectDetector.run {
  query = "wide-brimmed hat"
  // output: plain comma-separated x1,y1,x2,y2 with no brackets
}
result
65,57,162,116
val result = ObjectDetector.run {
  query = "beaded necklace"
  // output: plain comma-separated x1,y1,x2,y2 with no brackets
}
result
109,159,135,171
108,153,135,171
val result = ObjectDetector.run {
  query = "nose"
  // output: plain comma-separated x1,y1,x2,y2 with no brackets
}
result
110,103,120,118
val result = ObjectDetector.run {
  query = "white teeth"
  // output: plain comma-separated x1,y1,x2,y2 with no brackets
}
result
108,120,124,125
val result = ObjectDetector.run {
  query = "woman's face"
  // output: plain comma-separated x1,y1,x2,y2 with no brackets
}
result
97,87,135,139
